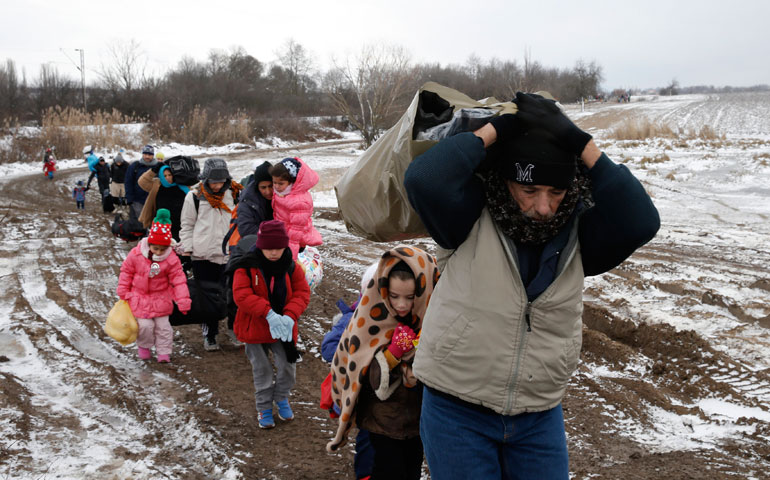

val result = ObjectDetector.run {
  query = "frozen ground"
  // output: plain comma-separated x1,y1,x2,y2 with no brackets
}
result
1,92,769,479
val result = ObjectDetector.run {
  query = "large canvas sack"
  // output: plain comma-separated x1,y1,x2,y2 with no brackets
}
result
169,278,226,326
334,81,517,242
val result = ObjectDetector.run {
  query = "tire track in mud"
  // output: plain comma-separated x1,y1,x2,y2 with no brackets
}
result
0,174,242,479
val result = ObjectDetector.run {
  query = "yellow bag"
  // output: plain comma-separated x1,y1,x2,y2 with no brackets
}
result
104,299,139,346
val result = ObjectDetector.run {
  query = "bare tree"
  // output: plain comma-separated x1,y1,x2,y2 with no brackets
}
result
662,78,679,96
276,39,314,96
325,43,412,148
572,59,604,101
98,39,147,92
0,59,26,121
34,64,77,115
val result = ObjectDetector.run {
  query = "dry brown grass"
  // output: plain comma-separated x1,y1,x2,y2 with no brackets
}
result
609,117,726,142
0,107,147,164
639,153,671,166
152,108,343,146
610,118,678,140
754,152,770,166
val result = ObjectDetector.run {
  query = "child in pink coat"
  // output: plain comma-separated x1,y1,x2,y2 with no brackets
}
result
269,157,322,259
117,209,191,362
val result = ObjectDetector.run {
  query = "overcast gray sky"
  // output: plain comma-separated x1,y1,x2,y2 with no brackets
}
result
2,0,769,91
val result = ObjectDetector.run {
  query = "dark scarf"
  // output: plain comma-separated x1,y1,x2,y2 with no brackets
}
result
484,161,594,246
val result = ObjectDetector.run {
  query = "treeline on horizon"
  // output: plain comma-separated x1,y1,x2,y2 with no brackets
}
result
1,39,768,158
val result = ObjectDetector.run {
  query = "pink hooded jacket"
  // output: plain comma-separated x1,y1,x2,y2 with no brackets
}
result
117,238,191,319
272,157,323,259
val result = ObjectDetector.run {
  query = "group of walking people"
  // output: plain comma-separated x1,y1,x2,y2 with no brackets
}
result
97,89,659,480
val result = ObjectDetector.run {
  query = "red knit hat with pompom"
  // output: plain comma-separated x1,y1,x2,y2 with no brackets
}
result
147,209,173,246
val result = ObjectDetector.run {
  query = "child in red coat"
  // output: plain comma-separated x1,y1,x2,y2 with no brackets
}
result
232,220,311,428
117,209,191,362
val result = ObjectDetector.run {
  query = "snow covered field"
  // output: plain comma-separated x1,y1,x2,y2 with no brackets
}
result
1,92,769,479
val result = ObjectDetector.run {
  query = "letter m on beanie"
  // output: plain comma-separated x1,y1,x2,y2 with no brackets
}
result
515,163,535,183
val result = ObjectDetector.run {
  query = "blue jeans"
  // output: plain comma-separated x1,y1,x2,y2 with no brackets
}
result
420,386,568,480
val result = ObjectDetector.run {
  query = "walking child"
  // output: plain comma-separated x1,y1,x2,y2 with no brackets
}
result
43,148,56,180
269,157,322,259
117,209,191,362
73,181,87,210
327,246,440,480
231,220,310,428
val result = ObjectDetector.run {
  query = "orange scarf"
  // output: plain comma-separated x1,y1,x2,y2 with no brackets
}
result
200,181,243,212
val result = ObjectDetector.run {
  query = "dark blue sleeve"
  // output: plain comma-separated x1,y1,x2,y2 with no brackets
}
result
404,132,487,250
321,312,352,363
579,153,660,276
124,163,136,203
237,200,264,237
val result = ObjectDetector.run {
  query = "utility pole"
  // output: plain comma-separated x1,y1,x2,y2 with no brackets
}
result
75,49,87,111
61,48,87,111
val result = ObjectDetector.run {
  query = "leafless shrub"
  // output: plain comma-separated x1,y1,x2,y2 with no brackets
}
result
250,116,343,143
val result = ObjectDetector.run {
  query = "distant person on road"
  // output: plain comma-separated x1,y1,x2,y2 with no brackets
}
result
43,149,57,180
179,158,243,351
125,145,158,220
117,209,191,363
83,145,99,189
403,92,660,479
327,247,439,480
110,149,128,205
73,180,87,210
236,161,274,237
230,220,310,429
95,156,111,196
269,157,322,260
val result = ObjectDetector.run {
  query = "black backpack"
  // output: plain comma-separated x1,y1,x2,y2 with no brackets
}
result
166,155,200,186
111,213,146,242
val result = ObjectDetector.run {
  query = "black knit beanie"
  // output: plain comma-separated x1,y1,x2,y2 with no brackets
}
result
495,129,576,189
254,161,272,184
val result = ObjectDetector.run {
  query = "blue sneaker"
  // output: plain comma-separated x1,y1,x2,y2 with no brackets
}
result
276,398,294,421
258,409,275,429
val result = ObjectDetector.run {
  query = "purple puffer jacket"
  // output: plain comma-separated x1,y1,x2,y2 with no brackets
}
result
272,157,323,259
116,238,191,318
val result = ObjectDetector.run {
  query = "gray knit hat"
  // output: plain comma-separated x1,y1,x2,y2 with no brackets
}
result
200,158,231,182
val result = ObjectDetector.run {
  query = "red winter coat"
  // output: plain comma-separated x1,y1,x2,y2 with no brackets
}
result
43,160,56,174
116,239,191,318
232,263,310,344
271,158,323,259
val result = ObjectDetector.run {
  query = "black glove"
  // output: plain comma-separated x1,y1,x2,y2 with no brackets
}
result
514,92,592,156
151,162,163,174
488,113,524,142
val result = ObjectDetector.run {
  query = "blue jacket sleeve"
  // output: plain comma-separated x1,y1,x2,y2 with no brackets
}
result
321,311,353,363
579,153,660,276
404,133,487,250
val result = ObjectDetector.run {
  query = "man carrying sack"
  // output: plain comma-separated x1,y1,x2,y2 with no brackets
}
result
404,92,660,479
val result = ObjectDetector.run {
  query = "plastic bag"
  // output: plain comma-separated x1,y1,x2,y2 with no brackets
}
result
297,246,323,291
415,108,499,141
104,299,139,346
334,81,517,242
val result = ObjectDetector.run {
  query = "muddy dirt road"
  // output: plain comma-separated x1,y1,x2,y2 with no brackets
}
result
2,134,769,479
